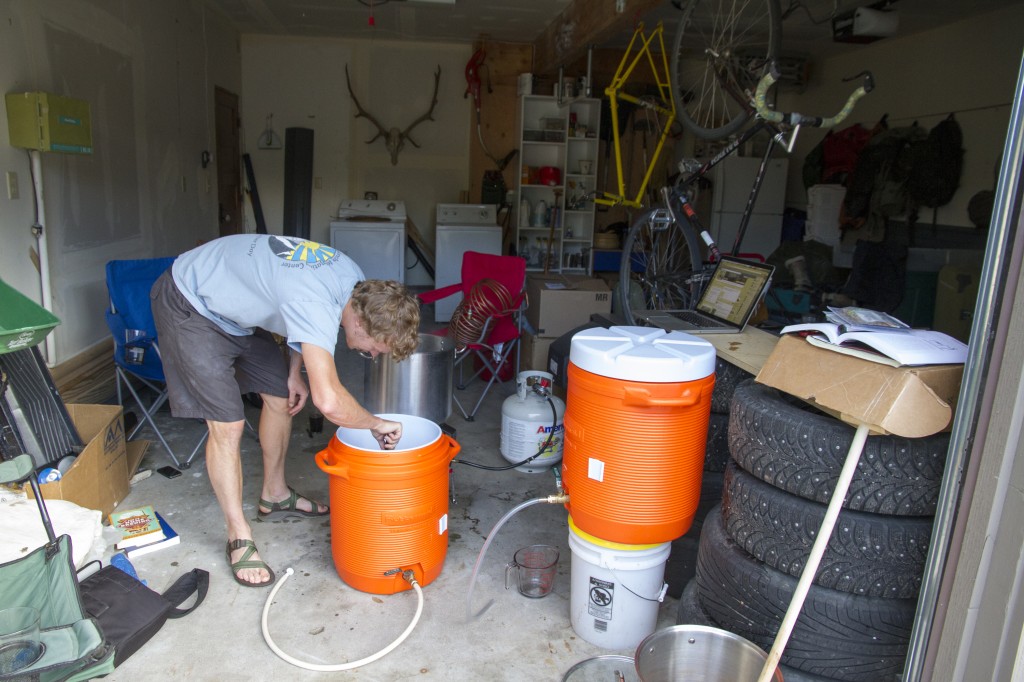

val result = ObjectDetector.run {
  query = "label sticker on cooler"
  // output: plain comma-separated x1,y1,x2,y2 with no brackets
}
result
438,514,448,535
588,577,614,620
587,458,605,482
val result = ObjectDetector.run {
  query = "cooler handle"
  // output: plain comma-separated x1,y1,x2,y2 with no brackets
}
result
444,435,462,462
622,387,702,407
314,450,349,480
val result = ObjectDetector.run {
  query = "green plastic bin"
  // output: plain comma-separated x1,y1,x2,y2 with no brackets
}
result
0,279,60,354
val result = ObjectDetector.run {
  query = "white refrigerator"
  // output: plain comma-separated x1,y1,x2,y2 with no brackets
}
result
709,156,789,261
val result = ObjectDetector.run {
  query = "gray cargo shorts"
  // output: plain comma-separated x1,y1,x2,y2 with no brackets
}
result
149,270,289,423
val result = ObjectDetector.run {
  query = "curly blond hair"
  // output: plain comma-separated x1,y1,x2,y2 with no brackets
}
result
350,279,420,362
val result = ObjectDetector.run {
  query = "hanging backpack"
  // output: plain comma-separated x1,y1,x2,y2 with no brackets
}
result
843,123,926,223
907,113,964,209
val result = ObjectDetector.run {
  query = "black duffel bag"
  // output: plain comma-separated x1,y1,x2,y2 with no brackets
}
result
79,563,209,666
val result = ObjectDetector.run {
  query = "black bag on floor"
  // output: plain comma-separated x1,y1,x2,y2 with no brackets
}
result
79,564,209,667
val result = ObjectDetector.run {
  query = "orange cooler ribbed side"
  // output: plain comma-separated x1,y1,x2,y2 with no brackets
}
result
315,414,460,594
561,326,716,545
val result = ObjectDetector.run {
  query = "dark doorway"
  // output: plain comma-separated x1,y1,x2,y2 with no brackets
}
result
215,87,242,236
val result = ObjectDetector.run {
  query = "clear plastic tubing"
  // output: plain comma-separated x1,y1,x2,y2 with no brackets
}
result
465,497,550,621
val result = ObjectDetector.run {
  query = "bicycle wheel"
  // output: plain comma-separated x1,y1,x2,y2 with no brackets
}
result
670,0,783,140
618,208,704,325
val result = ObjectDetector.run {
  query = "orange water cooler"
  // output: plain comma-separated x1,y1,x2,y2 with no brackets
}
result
315,414,460,594
562,326,716,545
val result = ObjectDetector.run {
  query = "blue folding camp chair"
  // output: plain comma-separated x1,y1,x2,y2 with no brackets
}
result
104,257,194,467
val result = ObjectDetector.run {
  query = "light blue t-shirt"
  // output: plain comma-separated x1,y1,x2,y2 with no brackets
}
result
172,235,365,354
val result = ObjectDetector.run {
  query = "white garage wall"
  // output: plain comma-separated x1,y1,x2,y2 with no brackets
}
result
0,0,240,364
239,35,473,286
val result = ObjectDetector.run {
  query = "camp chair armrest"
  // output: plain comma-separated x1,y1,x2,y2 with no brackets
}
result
418,282,463,305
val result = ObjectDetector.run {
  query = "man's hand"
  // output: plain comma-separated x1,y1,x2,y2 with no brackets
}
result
286,372,309,416
371,419,403,450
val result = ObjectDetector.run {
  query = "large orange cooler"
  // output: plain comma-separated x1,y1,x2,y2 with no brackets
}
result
315,413,460,594
562,326,716,545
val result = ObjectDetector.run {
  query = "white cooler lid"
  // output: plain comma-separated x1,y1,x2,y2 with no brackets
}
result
569,326,716,383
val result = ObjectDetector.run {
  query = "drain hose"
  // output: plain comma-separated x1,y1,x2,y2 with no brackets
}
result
465,493,569,621
261,567,424,671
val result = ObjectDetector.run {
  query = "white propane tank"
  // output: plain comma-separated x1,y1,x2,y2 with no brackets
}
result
500,371,566,473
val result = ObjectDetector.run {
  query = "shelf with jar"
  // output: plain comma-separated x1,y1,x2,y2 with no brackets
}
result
514,94,600,274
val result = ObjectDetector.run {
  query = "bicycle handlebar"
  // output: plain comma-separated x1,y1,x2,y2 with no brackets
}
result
754,64,874,129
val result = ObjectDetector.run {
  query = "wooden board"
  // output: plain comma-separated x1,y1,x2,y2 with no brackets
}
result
467,40,531,212
695,326,779,376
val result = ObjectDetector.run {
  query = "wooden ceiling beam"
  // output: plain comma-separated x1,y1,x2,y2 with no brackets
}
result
532,0,665,77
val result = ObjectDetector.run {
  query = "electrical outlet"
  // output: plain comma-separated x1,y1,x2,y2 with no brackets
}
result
6,171,18,200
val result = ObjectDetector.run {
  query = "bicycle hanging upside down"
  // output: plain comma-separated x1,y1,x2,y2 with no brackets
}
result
617,62,875,326
596,21,677,210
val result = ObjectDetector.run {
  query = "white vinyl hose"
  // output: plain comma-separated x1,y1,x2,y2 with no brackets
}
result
757,423,871,682
261,567,424,671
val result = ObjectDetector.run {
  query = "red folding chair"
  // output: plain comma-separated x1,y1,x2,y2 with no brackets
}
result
419,251,527,421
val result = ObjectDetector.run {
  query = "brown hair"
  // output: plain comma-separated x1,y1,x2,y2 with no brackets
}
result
350,279,420,362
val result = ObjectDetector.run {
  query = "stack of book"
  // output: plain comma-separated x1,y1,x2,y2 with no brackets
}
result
109,505,180,558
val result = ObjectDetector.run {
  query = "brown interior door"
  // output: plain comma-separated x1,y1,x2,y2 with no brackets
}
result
215,87,242,236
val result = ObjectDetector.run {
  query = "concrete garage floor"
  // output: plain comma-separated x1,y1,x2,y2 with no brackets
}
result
102,313,679,681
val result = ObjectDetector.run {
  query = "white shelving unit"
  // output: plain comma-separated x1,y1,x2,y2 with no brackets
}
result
515,95,600,274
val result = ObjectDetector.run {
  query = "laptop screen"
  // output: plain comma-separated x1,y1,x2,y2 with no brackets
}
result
695,256,774,327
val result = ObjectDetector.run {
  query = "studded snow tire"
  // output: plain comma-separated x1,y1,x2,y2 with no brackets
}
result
728,381,950,516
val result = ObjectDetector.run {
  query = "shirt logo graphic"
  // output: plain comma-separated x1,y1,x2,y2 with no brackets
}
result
268,236,339,263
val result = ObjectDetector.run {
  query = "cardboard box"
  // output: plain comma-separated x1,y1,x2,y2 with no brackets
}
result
526,274,612,338
521,333,556,374
756,335,963,438
26,404,130,516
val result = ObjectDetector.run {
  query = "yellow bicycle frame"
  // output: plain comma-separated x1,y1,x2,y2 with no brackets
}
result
596,22,676,210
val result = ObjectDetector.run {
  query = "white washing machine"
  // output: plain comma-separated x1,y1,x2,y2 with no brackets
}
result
434,203,502,322
329,199,407,282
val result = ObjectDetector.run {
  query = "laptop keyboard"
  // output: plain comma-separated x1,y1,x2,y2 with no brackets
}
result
672,310,729,328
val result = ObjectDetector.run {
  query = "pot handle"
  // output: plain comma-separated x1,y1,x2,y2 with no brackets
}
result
621,386,703,407
444,435,462,462
314,449,349,479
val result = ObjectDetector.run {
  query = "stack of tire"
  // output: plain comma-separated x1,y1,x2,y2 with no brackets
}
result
677,379,950,682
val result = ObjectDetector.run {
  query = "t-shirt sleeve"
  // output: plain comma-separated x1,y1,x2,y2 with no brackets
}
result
279,301,342,354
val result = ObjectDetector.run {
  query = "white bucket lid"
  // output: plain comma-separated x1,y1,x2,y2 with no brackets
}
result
333,413,442,452
569,326,716,383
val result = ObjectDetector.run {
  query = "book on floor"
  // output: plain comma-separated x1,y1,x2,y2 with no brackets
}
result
780,322,968,367
109,505,165,549
124,512,180,558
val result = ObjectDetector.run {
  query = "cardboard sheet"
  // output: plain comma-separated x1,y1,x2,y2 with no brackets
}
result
756,335,963,438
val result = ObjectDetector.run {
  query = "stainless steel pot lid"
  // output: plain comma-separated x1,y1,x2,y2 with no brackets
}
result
561,655,639,682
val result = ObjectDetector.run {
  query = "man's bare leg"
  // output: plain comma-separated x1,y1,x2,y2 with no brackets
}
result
257,394,327,514
206,419,271,585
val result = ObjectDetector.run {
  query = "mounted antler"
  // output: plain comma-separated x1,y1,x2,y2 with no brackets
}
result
344,64,442,166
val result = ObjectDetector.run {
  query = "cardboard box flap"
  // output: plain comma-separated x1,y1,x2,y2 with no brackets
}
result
756,335,962,439
126,440,151,477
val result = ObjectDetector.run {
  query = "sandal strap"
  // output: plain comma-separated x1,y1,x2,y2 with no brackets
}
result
258,488,299,512
226,539,272,575
227,538,257,554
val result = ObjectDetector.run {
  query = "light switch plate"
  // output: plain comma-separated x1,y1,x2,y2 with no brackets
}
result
6,171,18,200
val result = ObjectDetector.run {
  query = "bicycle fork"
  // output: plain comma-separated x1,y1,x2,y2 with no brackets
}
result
662,186,722,263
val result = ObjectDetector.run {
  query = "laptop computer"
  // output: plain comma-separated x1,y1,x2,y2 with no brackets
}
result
636,255,775,334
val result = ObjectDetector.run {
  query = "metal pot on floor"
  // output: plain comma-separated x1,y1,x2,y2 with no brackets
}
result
363,333,455,425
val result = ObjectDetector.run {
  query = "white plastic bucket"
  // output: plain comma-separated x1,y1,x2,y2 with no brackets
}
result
568,517,670,650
